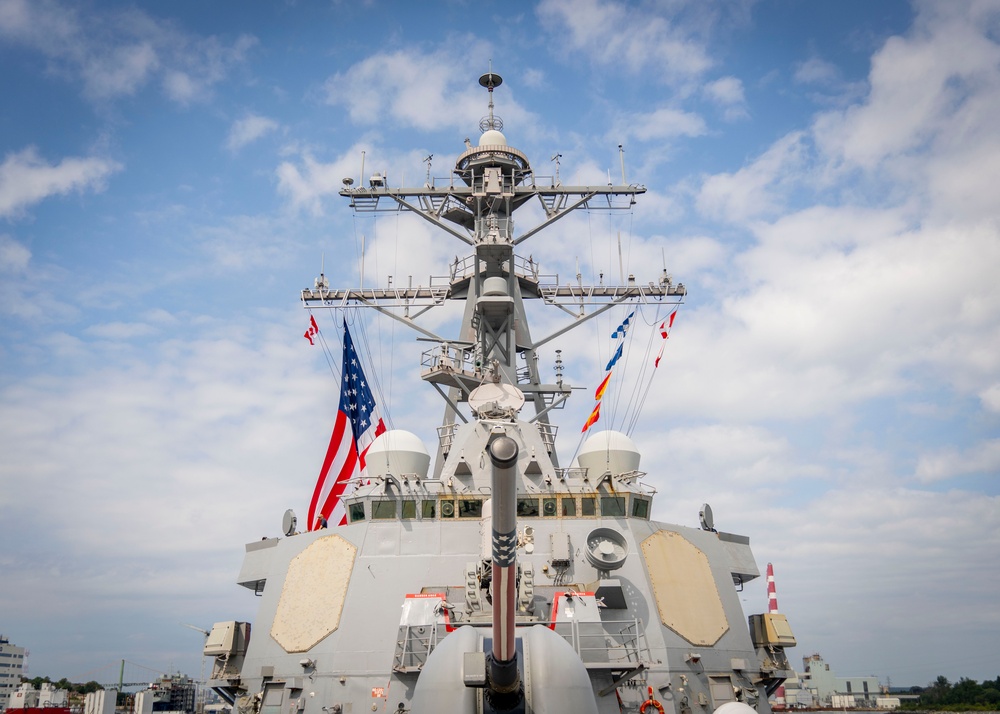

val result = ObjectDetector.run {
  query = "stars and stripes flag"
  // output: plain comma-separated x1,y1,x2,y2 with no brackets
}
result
307,321,386,529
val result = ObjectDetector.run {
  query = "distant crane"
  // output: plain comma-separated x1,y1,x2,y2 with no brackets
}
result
180,624,210,714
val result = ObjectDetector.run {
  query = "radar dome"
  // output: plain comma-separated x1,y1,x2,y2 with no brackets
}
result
365,430,430,479
577,430,640,476
714,704,757,714
479,129,507,146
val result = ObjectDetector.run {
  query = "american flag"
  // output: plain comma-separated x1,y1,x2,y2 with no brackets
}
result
308,321,385,529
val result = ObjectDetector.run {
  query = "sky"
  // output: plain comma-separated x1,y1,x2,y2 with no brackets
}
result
1,0,999,692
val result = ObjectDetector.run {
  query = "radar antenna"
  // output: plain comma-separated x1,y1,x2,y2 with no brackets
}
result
478,63,503,133
423,154,433,186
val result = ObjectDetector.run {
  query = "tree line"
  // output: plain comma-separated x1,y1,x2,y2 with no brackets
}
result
20,676,104,695
901,676,1000,711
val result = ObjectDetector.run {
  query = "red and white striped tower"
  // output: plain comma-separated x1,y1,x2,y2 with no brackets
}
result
767,563,786,708
767,562,779,614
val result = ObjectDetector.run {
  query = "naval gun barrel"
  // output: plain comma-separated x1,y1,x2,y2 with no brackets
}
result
487,434,521,703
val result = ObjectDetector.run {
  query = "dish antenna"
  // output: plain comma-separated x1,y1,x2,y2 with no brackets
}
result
282,509,297,537
699,503,715,531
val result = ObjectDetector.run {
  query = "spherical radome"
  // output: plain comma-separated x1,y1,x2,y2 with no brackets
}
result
479,129,507,146
366,430,431,479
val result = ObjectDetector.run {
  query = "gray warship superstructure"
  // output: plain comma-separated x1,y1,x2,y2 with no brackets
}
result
204,72,796,714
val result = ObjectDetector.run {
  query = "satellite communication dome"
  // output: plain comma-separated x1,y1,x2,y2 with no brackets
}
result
366,430,431,479
577,430,640,476
479,129,507,146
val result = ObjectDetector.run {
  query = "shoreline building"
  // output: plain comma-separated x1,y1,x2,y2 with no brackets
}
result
0,635,27,710
792,654,882,708
134,674,197,714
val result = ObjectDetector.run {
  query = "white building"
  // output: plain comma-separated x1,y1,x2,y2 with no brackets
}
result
796,653,882,707
0,635,27,710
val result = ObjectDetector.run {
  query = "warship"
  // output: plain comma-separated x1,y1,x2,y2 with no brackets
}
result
203,71,796,714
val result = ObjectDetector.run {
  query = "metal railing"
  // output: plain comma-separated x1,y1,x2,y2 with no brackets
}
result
392,617,651,674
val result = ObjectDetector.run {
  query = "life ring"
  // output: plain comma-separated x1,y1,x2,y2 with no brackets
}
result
640,686,666,714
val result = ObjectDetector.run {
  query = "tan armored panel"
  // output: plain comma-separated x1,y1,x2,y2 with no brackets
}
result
641,530,729,646
271,534,357,652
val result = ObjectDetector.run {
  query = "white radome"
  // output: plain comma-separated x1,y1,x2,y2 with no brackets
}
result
576,430,641,475
365,430,431,479
479,129,507,146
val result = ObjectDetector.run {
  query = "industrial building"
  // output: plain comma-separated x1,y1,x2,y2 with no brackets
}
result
783,654,884,708
0,635,27,710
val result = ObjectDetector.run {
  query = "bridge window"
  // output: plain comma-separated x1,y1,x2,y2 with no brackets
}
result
581,497,597,516
348,502,365,522
372,500,396,519
421,500,436,518
542,498,558,516
440,500,456,518
458,499,483,517
401,500,417,519
517,498,540,517
631,497,650,519
561,497,577,516
601,496,626,517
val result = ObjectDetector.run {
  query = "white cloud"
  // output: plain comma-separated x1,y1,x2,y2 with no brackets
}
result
981,383,1000,413
0,0,256,104
813,0,1000,185
226,113,280,152
0,234,31,273
276,147,366,216
696,132,809,222
793,56,841,85
702,76,748,120
915,439,1000,482
322,47,535,133
0,147,121,218
617,106,708,142
521,67,545,89
83,321,158,340
537,0,714,85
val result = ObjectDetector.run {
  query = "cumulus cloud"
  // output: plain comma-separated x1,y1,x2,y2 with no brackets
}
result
0,0,256,104
276,146,368,216
537,0,714,85
793,56,842,85
702,76,748,120
812,0,1000,193
617,106,708,142
322,46,536,133
915,439,1000,482
981,383,1000,413
226,113,280,152
0,147,122,218
696,132,809,222
0,233,31,273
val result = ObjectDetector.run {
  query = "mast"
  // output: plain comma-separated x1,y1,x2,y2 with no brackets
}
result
301,71,685,471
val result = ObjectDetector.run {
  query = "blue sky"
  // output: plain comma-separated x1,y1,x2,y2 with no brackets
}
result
2,0,998,690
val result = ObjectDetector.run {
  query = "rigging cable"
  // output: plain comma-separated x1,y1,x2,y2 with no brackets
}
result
623,305,666,435
310,308,342,385
628,304,680,435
